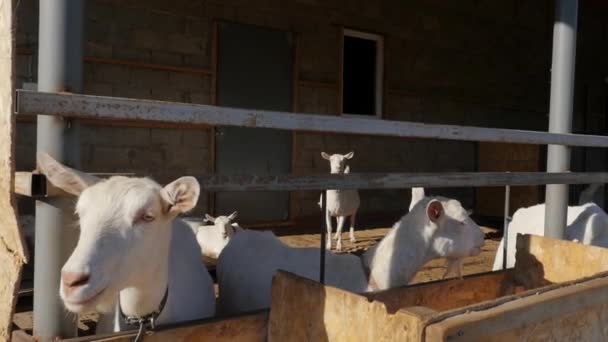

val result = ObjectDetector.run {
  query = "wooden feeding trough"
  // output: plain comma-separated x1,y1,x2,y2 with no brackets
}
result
30,234,608,341
270,234,608,341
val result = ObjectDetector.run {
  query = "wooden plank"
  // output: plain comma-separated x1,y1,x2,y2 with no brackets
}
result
424,274,608,341
16,90,608,148
11,330,36,342
514,234,608,288
268,271,427,342
14,172,135,197
0,1,27,340
365,270,515,313
61,311,268,342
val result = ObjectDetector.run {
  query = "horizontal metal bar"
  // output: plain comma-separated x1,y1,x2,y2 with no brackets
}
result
200,172,607,191
16,90,608,147
15,171,608,195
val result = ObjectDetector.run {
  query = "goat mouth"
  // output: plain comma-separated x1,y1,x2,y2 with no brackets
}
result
64,286,107,306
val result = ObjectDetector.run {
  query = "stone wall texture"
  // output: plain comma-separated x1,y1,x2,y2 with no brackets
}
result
14,0,608,222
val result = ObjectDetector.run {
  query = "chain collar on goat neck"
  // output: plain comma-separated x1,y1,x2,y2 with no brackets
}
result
119,286,169,342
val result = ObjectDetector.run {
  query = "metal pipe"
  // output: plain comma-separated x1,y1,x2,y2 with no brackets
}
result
34,1,84,340
544,0,578,239
502,185,510,269
319,191,327,284
17,89,608,148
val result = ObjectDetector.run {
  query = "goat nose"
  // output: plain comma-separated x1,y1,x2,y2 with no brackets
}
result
62,271,90,289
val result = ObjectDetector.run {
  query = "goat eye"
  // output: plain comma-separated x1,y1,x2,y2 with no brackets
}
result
141,213,155,223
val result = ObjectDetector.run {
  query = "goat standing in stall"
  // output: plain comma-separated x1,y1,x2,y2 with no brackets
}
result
319,151,360,251
37,153,215,335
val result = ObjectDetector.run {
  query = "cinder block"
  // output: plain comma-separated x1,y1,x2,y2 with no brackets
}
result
129,68,170,87
150,51,183,66
168,34,206,55
131,29,169,50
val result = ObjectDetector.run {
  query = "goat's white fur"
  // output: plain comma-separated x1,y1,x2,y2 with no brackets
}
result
217,192,484,314
408,187,471,279
492,201,608,270
319,151,360,251
196,211,243,259
37,153,215,333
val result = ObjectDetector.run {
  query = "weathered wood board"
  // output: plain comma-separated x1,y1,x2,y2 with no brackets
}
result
60,311,268,342
424,273,608,341
365,270,514,313
0,1,28,341
514,233,608,287
268,271,431,341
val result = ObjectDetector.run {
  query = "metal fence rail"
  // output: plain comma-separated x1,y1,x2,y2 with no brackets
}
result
17,90,608,148
199,172,608,192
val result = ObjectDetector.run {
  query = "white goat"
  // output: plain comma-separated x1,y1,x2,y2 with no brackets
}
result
37,153,215,333
492,202,608,270
196,211,243,259
409,187,470,279
217,192,484,314
319,151,360,251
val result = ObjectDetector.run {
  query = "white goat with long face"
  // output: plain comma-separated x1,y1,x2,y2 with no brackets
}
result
196,211,243,259
319,151,360,251
217,191,484,314
492,201,608,270
409,187,470,279
37,153,215,333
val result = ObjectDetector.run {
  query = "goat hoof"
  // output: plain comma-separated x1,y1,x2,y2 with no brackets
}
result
326,242,332,250
336,243,342,251
350,237,357,243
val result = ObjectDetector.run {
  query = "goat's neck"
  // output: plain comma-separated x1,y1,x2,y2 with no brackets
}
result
362,209,436,289
118,236,171,317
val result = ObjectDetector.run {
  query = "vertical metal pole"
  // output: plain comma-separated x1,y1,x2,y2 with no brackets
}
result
544,0,578,239
34,1,84,340
319,191,327,284
502,185,510,269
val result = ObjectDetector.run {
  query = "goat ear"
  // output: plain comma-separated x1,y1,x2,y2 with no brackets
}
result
321,152,331,160
344,165,351,174
228,211,238,221
204,214,215,223
466,209,474,216
344,151,354,159
161,176,200,215
37,152,100,196
426,200,444,223
409,187,425,212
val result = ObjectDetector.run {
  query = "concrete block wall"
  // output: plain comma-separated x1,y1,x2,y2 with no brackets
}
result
14,0,608,222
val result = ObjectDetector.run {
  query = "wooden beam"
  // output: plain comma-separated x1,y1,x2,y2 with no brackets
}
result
60,310,268,342
0,1,26,340
14,171,135,198
16,90,608,148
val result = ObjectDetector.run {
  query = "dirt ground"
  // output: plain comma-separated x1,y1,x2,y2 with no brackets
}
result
12,226,501,334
